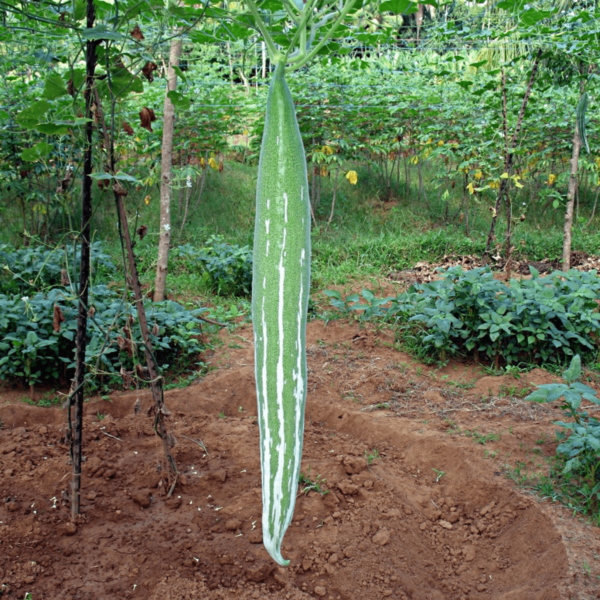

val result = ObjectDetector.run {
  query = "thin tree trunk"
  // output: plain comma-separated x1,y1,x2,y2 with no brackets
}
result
154,38,182,302
326,166,340,229
418,159,423,204
587,185,600,226
484,51,542,261
562,124,582,271
70,0,96,522
94,90,179,494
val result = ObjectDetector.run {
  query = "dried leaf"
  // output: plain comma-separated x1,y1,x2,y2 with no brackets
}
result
130,25,145,41
167,432,177,447
120,367,133,389
67,78,74,97
136,225,148,240
135,363,149,379
53,304,65,333
88,305,96,318
152,322,160,336
61,269,70,286
139,107,156,132
117,335,134,357
142,61,158,83
123,122,134,136
134,398,141,415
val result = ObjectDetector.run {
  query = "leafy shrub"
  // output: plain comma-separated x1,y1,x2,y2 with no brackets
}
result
526,355,600,517
323,288,394,322
390,266,600,366
0,241,115,295
0,285,207,390
173,235,252,296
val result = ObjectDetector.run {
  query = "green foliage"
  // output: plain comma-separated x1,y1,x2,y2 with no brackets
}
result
173,236,252,297
0,241,115,295
526,355,600,519
298,466,329,496
390,266,600,366
323,288,394,321
0,285,207,390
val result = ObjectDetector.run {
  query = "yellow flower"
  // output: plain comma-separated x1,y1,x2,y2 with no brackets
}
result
345,170,358,185
322,145,334,156
595,157,600,169
437,140,444,146
144,195,151,205
208,157,218,170
200,157,206,168
489,180,499,190
548,173,556,186
410,155,419,165
320,165,328,177
513,175,523,189
467,182,475,195
474,169,483,181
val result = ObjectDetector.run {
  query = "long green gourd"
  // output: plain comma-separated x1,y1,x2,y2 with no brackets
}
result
252,61,311,567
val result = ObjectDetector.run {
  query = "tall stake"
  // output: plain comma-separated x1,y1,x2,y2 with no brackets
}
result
70,0,96,521
94,89,179,493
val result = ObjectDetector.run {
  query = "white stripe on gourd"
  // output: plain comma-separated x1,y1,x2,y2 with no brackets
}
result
252,62,310,567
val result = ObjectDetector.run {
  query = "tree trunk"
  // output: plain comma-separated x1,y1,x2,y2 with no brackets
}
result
562,124,582,271
70,0,96,521
154,38,182,302
484,51,542,261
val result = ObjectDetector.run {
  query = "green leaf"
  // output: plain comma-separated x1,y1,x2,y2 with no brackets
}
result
74,0,86,20
167,90,191,110
563,354,581,384
21,142,53,162
89,171,140,183
16,100,52,129
379,0,418,15
35,123,70,135
173,66,188,82
82,25,124,41
43,73,68,99
520,8,552,26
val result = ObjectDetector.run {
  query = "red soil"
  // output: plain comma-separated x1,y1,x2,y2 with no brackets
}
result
1,320,599,600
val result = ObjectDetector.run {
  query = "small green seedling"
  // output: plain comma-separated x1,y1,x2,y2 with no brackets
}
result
365,448,380,465
298,466,328,496
432,468,445,482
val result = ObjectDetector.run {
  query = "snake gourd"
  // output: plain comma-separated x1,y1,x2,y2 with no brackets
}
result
252,62,311,566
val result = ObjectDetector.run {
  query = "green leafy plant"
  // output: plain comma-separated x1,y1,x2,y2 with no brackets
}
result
0,241,115,295
173,236,252,297
365,448,380,464
526,355,600,517
298,466,328,496
387,266,600,366
0,285,208,391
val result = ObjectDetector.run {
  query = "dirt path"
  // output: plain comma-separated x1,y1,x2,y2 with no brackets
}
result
1,320,599,599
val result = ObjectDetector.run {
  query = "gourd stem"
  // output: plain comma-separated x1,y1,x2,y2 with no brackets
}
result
284,0,319,61
282,0,301,24
288,0,358,70
245,0,280,63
